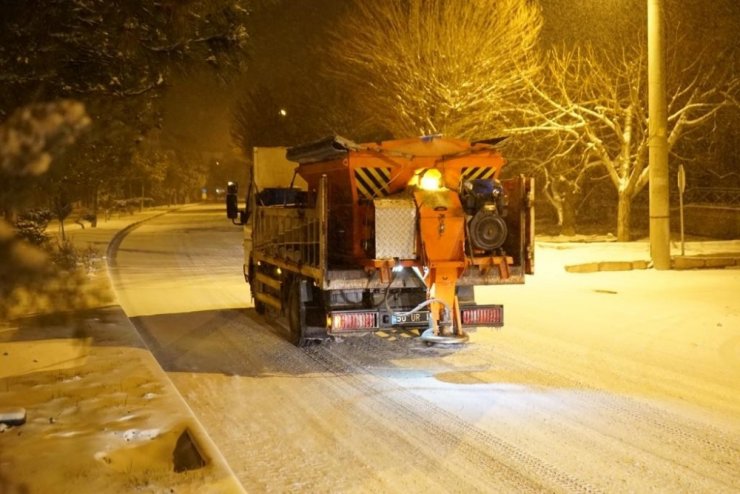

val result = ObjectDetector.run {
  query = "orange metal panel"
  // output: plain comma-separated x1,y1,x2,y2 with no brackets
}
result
413,188,467,336
414,189,465,263
292,137,511,298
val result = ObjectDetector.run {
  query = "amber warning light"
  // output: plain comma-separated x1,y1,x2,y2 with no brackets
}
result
408,168,443,191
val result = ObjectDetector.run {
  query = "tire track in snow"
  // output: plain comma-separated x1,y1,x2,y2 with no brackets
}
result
304,342,600,494
173,314,490,493
484,341,740,458
311,332,740,493
463,339,740,491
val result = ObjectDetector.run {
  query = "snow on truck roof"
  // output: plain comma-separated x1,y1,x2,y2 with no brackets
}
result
285,135,508,165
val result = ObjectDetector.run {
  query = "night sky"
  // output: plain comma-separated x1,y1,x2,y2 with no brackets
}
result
159,0,739,159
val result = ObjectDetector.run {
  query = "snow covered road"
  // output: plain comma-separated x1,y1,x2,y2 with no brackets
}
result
111,204,740,493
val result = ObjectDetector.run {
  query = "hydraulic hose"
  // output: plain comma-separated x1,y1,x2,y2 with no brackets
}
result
389,297,450,318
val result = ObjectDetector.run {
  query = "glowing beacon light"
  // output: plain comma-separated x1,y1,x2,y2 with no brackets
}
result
418,168,443,191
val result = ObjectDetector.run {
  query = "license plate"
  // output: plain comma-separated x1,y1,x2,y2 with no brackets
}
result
392,312,430,325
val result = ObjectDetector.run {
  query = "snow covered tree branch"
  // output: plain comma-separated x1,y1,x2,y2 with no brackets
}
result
0,101,90,178
0,0,254,225
510,40,738,240
327,0,543,139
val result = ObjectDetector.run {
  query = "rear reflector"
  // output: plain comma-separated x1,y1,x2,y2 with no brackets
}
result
461,306,503,327
330,312,378,331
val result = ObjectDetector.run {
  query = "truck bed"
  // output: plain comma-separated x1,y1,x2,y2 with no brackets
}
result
250,176,328,285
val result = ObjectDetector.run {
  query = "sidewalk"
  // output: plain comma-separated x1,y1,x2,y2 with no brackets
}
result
535,237,740,273
49,206,173,253
0,205,245,493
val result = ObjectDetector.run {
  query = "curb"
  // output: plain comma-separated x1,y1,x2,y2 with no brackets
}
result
565,260,650,273
104,206,246,492
107,307,246,492
565,256,740,273
105,208,177,267
672,256,740,270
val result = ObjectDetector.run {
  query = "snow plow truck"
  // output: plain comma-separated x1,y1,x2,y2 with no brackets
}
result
227,135,534,346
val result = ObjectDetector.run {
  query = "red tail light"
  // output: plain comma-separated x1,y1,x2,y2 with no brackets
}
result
461,306,503,327
330,312,378,331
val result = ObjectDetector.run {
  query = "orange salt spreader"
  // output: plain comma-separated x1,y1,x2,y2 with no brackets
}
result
228,135,534,345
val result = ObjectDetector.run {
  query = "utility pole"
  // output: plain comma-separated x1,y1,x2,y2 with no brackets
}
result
648,0,671,269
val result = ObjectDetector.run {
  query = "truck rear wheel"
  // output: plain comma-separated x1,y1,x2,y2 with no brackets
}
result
254,297,266,315
248,258,266,314
287,279,307,347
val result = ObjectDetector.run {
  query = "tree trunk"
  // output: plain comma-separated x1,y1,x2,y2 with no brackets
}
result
561,194,577,236
546,180,578,236
617,193,632,241
551,199,563,228
3,207,18,224
91,184,98,228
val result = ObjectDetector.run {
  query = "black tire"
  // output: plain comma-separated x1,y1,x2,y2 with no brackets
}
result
287,279,306,347
248,259,266,314
254,297,266,315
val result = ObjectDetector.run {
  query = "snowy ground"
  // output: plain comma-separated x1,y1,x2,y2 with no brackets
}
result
2,204,739,493
0,208,243,494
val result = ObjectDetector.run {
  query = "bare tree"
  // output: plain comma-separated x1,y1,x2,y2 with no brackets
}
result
327,0,543,138
513,41,738,240
515,132,602,236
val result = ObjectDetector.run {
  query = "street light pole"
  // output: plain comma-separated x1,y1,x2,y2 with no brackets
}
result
648,0,671,269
